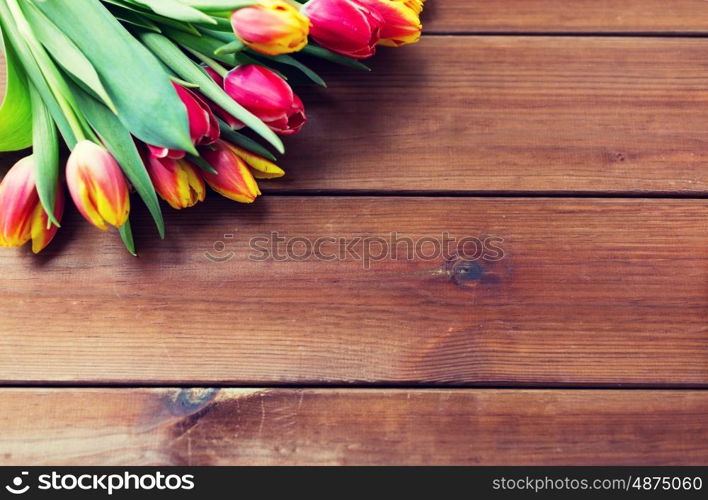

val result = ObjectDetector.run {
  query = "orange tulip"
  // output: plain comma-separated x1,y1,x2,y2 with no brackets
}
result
66,140,130,230
0,156,64,254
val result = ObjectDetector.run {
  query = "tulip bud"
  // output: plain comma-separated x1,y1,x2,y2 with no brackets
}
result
66,141,130,230
303,0,384,59
231,0,310,56
0,156,64,254
223,65,306,135
225,142,285,179
357,0,422,47
148,83,219,160
200,140,261,203
145,155,206,210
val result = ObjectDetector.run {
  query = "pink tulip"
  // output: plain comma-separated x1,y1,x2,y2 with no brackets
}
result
222,65,306,135
148,83,219,159
303,0,384,59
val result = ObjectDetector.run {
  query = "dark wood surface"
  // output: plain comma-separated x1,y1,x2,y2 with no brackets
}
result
0,197,705,386
276,36,708,194
0,1,706,465
1,389,705,465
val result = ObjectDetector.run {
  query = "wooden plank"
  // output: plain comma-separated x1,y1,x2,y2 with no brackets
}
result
424,0,708,34
272,36,708,193
5,39,708,194
0,197,705,385
0,388,705,465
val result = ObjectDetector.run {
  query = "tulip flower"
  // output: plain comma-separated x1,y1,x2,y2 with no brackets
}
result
145,155,206,210
223,65,306,135
225,143,285,179
231,0,310,56
0,156,64,254
200,140,261,203
357,0,423,47
66,140,130,230
303,0,384,59
148,83,219,160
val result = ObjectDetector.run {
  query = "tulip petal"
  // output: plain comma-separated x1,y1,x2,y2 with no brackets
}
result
226,143,285,179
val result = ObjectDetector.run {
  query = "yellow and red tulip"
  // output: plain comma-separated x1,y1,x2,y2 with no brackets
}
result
148,83,220,160
0,156,64,254
231,0,310,56
145,155,206,210
66,140,130,230
223,65,306,135
200,140,261,203
358,0,423,47
303,0,384,59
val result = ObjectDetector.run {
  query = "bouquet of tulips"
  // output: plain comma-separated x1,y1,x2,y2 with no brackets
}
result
0,0,425,254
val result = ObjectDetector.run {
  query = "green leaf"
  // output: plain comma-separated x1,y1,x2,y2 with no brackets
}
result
112,9,163,32
104,0,202,35
218,122,277,162
254,52,327,87
302,44,371,71
140,32,284,154
74,89,165,239
214,39,244,55
118,218,137,256
179,0,257,12
0,2,77,148
34,0,194,153
21,0,117,114
0,27,32,152
29,86,60,226
125,0,217,25
162,27,239,66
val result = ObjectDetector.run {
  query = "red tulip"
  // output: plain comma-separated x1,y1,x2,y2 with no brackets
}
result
200,140,261,203
0,156,64,254
66,141,130,230
222,65,306,135
148,83,219,159
303,0,384,59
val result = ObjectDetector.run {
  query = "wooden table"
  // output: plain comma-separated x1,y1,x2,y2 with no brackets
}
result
0,1,706,465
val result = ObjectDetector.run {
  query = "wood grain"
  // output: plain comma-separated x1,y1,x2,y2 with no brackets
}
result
4,38,708,193
0,388,705,465
0,196,704,386
269,36,708,193
424,0,708,34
